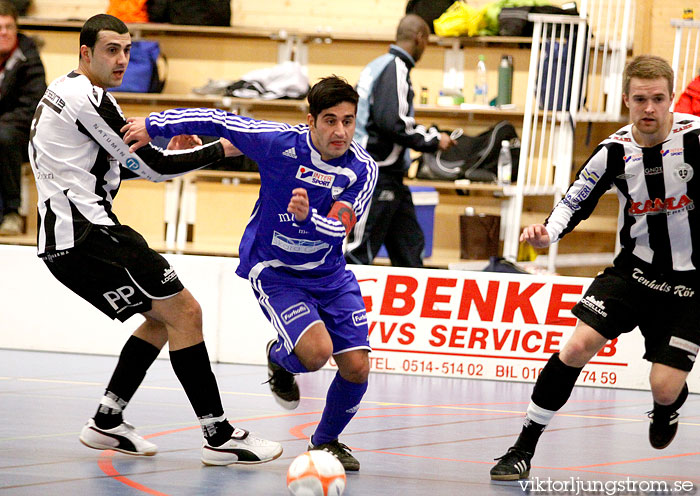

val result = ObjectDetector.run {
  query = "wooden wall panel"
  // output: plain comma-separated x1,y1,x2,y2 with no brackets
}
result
27,0,106,19
231,0,403,36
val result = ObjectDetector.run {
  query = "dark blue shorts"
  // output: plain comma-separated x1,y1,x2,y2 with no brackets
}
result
250,269,370,356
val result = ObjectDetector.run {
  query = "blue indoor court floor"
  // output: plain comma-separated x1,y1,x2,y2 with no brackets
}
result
1,348,698,495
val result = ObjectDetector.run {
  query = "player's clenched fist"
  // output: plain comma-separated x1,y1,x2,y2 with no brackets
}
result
288,188,310,222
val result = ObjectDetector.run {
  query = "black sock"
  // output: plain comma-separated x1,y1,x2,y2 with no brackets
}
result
94,335,160,429
531,353,584,411
94,391,127,429
169,341,233,444
653,382,689,417
514,418,546,454
201,418,235,447
513,353,583,454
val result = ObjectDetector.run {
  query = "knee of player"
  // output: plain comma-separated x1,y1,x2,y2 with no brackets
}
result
342,363,369,383
650,378,682,405
304,351,333,371
299,342,333,371
179,295,203,326
559,341,595,368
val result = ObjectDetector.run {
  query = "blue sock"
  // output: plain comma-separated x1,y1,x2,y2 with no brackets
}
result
269,340,309,374
312,372,368,445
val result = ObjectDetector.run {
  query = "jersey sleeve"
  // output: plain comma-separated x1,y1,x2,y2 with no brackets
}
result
544,144,617,242
291,144,377,246
145,108,291,163
294,207,349,246
77,91,224,182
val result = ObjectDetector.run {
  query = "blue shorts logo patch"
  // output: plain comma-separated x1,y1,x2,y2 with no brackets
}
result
281,302,311,324
125,157,140,170
352,309,367,326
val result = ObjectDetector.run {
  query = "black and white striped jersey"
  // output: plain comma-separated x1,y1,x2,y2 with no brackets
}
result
545,112,700,272
29,71,224,255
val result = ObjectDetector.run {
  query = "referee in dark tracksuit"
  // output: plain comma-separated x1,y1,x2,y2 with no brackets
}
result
345,14,453,268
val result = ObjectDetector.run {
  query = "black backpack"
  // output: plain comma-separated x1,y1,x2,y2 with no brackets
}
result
498,5,579,37
416,121,520,182
406,0,454,34
147,0,231,26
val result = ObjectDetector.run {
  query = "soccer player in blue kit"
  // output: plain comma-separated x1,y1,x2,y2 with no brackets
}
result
123,76,377,471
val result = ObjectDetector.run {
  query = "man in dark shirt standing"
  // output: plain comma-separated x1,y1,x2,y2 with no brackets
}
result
0,0,45,235
345,14,453,267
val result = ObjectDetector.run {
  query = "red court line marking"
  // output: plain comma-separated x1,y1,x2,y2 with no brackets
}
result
358,451,700,483
372,347,628,366
97,453,169,496
97,411,315,495
290,409,697,482
545,466,700,483
98,405,691,493
287,412,516,442
567,451,700,469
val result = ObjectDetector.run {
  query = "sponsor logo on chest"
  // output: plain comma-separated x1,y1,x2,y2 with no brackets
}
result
296,166,333,189
628,195,694,216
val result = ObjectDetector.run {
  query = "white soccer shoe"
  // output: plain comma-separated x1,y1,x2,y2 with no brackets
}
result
201,427,283,466
79,418,158,456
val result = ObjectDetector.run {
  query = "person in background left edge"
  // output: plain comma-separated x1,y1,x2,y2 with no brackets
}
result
0,0,46,235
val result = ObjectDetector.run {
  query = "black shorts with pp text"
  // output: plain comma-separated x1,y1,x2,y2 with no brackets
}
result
41,224,184,322
571,252,700,371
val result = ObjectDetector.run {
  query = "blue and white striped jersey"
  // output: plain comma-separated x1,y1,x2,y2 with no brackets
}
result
146,108,378,284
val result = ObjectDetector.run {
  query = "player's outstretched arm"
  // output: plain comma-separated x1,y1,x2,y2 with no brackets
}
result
154,133,243,158
121,117,151,152
520,224,551,248
166,134,203,150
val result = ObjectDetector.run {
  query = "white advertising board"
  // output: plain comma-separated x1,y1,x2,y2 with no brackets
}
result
1,245,697,393
344,265,653,391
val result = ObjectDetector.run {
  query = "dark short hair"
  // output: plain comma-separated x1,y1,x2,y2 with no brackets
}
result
0,0,18,21
80,13,129,51
307,75,359,120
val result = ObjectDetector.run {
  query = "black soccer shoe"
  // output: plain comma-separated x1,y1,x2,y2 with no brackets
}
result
490,447,532,481
309,438,360,471
265,339,300,410
648,410,680,449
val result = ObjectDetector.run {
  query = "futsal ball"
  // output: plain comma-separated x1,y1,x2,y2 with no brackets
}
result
287,450,346,496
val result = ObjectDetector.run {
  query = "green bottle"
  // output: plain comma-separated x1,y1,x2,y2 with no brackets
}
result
497,55,513,107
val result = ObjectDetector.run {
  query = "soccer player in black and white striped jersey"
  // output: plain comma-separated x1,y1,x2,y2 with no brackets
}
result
29,14,282,466
491,55,700,480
